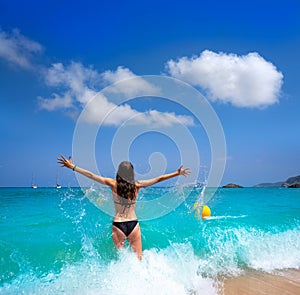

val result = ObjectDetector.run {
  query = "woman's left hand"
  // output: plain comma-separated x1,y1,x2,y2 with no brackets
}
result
177,166,191,176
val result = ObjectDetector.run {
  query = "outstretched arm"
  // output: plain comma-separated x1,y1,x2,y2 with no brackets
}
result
136,166,190,188
57,155,115,187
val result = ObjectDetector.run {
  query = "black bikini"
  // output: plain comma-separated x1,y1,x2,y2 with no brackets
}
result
113,220,138,236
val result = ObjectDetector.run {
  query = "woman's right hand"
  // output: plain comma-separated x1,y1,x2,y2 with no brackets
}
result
57,155,75,170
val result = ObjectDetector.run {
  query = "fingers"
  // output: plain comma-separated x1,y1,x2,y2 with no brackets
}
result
57,158,63,164
57,157,65,163
57,155,72,167
181,167,191,176
61,155,67,161
177,165,183,175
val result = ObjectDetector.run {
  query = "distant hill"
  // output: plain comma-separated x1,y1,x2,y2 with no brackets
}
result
222,183,244,188
253,181,284,188
282,175,300,188
254,175,300,188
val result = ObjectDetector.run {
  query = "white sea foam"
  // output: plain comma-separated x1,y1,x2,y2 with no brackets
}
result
0,245,218,295
238,227,300,272
201,225,300,274
1,225,300,295
204,215,248,220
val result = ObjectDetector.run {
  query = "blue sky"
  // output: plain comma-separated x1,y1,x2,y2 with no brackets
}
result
0,0,299,187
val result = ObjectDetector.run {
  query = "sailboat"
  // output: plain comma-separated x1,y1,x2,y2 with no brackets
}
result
31,173,37,189
55,172,62,189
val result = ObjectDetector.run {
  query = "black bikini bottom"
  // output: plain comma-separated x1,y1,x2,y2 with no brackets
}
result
112,220,138,237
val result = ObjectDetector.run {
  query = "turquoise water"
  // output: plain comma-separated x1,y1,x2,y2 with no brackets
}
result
0,187,300,294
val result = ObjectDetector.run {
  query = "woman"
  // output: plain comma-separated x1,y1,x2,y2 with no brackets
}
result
57,155,190,259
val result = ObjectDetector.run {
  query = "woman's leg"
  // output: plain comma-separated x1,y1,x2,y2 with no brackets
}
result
128,223,142,260
112,225,126,249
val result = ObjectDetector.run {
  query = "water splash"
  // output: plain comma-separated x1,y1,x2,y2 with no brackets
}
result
191,181,207,219
0,245,219,295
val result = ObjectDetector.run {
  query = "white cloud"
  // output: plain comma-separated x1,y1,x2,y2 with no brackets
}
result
102,66,160,97
140,110,194,127
80,93,139,126
166,50,283,108
38,63,193,126
43,62,100,103
0,28,43,69
82,95,194,127
37,62,100,111
102,66,137,83
37,93,73,111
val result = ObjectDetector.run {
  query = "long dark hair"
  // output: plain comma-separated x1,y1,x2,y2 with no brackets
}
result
116,161,136,201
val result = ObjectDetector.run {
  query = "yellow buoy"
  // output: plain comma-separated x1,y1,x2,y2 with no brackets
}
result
202,205,211,219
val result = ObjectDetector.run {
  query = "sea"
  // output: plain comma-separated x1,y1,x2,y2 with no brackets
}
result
0,186,299,294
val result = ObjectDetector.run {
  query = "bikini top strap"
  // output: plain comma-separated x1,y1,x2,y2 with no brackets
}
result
114,198,136,207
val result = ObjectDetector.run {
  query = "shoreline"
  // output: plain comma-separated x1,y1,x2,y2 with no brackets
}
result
218,269,300,295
